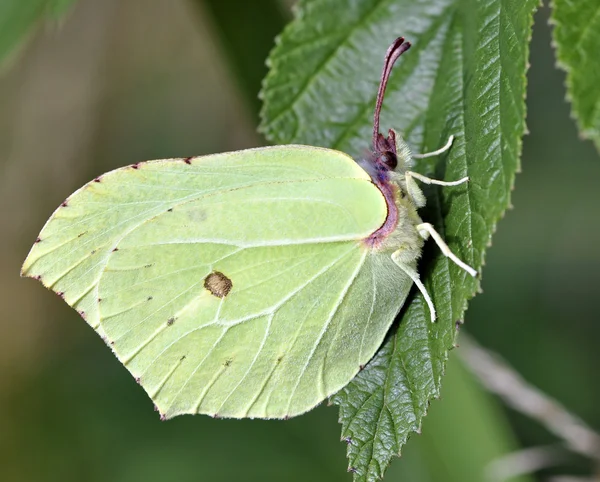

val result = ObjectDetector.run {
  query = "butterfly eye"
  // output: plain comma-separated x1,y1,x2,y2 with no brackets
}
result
379,151,397,170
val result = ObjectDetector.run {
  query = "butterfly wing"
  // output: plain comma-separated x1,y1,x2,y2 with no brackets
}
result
22,145,414,419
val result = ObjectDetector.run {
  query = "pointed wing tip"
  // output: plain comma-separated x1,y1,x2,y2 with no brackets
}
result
21,237,44,277
20,261,38,281
21,248,41,279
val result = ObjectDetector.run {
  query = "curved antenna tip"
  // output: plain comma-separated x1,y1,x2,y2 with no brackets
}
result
372,37,412,150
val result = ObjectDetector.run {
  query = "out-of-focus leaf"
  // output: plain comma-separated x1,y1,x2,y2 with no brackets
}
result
196,0,289,120
416,352,532,482
260,0,537,480
0,0,78,68
551,0,600,151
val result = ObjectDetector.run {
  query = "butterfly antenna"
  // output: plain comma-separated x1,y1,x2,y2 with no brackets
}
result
372,37,411,149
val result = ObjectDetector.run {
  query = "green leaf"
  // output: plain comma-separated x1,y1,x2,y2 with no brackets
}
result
551,0,600,151
0,0,78,68
260,0,537,480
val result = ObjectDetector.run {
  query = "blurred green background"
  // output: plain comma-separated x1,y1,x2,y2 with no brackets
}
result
1,1,598,481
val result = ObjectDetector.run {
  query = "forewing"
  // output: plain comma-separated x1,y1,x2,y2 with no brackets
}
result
21,145,397,418
22,145,382,331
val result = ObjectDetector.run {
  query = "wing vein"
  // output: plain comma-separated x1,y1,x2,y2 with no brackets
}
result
285,248,368,413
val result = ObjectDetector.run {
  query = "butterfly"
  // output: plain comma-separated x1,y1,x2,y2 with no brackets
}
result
22,37,476,420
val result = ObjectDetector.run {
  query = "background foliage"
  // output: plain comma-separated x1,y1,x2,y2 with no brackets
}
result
551,0,600,150
0,0,78,66
1,1,599,481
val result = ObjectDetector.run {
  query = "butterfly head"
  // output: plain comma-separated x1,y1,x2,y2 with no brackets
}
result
367,37,413,180
370,128,414,176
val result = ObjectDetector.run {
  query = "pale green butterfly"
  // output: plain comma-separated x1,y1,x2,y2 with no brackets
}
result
21,37,476,420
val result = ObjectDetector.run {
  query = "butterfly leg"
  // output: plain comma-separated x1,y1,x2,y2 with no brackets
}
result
404,171,469,208
391,250,436,322
405,135,469,206
406,171,470,187
416,223,478,277
412,135,454,159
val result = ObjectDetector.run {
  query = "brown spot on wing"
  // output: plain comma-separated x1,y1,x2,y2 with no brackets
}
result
204,271,232,298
